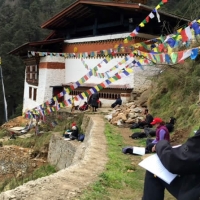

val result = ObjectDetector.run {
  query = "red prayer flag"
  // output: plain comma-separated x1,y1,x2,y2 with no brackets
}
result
70,85,75,90
115,73,121,79
158,44,164,52
100,83,106,88
130,33,136,37
162,0,167,3
145,16,150,23
74,96,78,101
64,100,68,106
84,75,89,80
181,30,188,42
86,90,92,95
177,51,184,63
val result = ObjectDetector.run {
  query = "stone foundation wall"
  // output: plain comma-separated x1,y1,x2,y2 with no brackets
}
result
47,134,79,170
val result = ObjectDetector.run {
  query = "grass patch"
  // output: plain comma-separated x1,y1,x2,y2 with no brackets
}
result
81,123,145,200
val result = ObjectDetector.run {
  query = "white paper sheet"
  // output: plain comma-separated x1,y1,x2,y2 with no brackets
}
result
133,147,145,155
138,154,177,184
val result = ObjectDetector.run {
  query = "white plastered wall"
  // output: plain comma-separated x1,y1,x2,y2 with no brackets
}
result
23,56,65,112
64,57,134,107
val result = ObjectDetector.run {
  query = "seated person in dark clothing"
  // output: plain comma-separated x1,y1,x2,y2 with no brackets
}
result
79,101,88,111
111,95,122,108
130,108,153,129
165,117,176,133
64,123,79,140
142,130,200,200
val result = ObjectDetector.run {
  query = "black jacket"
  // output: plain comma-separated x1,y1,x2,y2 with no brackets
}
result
156,132,200,200
145,114,153,125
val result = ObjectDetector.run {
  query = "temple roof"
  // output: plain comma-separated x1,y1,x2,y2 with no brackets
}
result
8,38,64,56
40,0,189,40
41,0,189,30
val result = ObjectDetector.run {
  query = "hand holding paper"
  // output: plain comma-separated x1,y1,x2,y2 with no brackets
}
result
138,154,177,184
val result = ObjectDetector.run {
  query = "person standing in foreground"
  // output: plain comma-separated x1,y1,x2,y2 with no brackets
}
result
142,130,200,200
145,118,169,153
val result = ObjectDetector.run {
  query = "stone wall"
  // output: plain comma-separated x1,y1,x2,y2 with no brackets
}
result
47,134,80,170
134,65,160,93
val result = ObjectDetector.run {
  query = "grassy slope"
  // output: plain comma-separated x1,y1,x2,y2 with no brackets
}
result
148,59,200,136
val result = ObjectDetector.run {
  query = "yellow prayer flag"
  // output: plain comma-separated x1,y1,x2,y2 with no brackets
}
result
82,93,87,98
79,79,83,84
152,48,158,52
124,38,128,44
133,50,137,54
197,19,200,23
139,23,145,27
167,46,173,54
177,35,182,40
65,88,70,94
143,52,147,57
109,78,115,82
126,68,133,73
177,28,182,33
139,58,144,63
53,96,57,102
106,56,110,62
59,103,64,108
121,59,126,64
156,5,160,9
104,50,108,56
94,85,100,91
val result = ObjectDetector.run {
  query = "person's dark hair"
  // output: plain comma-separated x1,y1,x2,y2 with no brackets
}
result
160,121,165,126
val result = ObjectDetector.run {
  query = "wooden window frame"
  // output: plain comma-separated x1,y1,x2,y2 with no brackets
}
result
33,88,37,101
26,64,38,86
29,87,32,99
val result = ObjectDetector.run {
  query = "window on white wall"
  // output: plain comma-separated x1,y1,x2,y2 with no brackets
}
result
33,88,37,101
29,87,37,101
29,87,32,99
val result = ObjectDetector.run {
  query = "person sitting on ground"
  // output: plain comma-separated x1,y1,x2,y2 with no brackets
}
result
64,122,79,140
130,108,153,129
145,118,169,154
142,129,200,200
165,117,176,133
10,131,16,140
111,95,122,108
79,101,88,111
